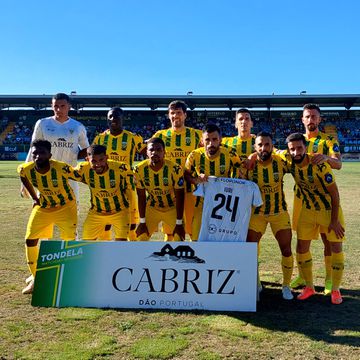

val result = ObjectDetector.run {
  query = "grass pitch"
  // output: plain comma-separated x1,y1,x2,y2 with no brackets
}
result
0,161,359,359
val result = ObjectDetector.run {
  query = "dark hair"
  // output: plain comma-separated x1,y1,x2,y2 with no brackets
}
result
87,144,107,156
286,132,307,145
202,123,221,135
256,131,272,140
52,93,71,103
236,108,252,119
31,139,51,152
147,137,165,149
108,107,124,117
303,103,321,114
168,100,187,113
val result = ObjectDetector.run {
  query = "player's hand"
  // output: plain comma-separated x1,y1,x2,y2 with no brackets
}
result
20,185,30,198
311,153,327,165
244,153,257,170
173,224,185,241
196,174,208,184
136,223,149,237
328,220,345,239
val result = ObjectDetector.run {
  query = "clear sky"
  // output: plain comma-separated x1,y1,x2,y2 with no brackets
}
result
2,0,359,96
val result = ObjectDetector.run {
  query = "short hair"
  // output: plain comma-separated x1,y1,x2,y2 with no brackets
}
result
303,103,321,114
168,100,187,113
256,131,273,140
147,137,165,149
202,123,221,135
108,107,124,117
87,144,107,156
52,93,71,103
31,139,51,152
286,132,307,145
236,108,252,119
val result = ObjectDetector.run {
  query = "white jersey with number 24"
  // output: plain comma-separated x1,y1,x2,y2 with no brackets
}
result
194,176,262,242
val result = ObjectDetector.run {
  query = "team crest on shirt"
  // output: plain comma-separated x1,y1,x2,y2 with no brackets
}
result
163,177,169,186
52,179,58,187
273,172,279,182
325,173,333,184
186,136,191,146
122,141,127,150
220,164,226,175
110,179,116,187
312,144,318,152
69,129,74,134
307,175,314,183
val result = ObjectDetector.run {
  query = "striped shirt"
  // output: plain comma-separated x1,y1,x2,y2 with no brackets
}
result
74,160,133,214
222,134,256,160
133,159,184,211
246,154,289,215
93,129,146,167
287,155,336,211
17,160,76,208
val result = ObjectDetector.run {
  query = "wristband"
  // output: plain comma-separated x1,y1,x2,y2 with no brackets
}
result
139,218,146,224
176,219,183,225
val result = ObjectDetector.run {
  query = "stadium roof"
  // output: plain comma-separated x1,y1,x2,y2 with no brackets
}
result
1,94,360,110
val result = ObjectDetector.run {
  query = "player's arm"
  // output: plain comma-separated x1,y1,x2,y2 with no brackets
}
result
125,172,136,226
78,125,90,160
77,147,88,160
327,182,345,239
20,176,40,207
310,153,342,169
184,152,207,184
135,188,149,237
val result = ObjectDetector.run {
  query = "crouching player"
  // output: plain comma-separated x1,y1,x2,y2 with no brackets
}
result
18,140,78,294
73,145,135,241
286,133,345,305
134,137,185,241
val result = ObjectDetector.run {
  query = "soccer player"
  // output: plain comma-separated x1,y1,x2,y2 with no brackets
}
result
246,132,294,300
152,100,202,238
93,107,146,239
21,93,89,200
73,145,135,241
290,104,342,294
18,140,78,294
222,108,256,160
184,123,242,240
134,137,185,241
286,133,345,305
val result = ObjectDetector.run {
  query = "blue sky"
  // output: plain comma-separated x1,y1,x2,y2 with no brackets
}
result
1,0,360,96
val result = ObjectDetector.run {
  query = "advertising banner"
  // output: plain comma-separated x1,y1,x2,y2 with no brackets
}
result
32,240,257,312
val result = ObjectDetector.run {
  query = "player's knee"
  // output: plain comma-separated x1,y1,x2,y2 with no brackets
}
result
26,239,39,247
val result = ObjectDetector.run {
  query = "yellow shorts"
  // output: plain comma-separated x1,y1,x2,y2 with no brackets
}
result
139,206,180,240
25,201,77,240
297,207,345,242
82,210,130,240
249,211,291,236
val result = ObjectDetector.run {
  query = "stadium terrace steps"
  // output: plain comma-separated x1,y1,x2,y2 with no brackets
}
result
0,122,15,145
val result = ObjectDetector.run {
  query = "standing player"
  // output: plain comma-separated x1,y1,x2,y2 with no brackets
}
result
134,137,185,241
246,132,294,300
286,133,345,305
184,123,243,240
21,93,89,200
18,140,78,294
93,107,146,239
222,108,256,160
153,100,202,238
291,104,342,294
73,145,135,241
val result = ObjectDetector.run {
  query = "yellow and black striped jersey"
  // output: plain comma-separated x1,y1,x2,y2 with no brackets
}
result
185,146,242,178
133,159,184,211
222,134,256,160
17,160,76,208
246,154,289,215
287,155,336,211
93,129,146,167
74,160,133,214
152,127,202,168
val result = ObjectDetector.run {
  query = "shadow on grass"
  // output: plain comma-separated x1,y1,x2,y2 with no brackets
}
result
228,282,360,347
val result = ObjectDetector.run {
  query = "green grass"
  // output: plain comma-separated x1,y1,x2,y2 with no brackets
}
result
0,161,359,359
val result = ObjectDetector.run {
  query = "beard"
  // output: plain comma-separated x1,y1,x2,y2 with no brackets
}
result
292,153,306,164
258,151,271,161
